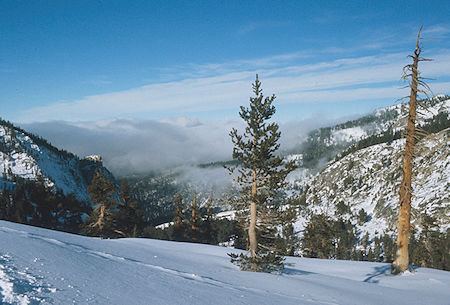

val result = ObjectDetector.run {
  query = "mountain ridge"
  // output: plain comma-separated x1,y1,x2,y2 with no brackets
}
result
0,118,116,203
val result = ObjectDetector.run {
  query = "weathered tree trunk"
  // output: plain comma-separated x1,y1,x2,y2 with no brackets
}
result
392,28,421,274
249,169,258,271
191,193,197,231
175,207,181,228
91,205,106,231
99,205,106,232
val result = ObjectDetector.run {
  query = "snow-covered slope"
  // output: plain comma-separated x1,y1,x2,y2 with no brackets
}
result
295,126,450,240
0,120,115,203
0,220,449,305
293,95,449,170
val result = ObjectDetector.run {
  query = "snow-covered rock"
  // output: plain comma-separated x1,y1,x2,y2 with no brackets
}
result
0,120,115,203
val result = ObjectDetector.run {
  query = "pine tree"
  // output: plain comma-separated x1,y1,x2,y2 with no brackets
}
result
382,233,396,263
173,194,184,228
409,214,449,270
0,189,9,219
392,26,432,274
83,171,119,238
373,235,382,262
334,217,356,260
227,75,296,272
277,223,299,256
116,179,144,237
302,213,335,259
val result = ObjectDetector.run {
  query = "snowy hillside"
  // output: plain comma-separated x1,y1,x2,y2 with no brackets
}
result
295,95,449,170
295,127,450,240
1,220,449,305
0,120,115,203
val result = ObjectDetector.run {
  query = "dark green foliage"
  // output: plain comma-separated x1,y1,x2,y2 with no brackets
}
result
409,215,449,271
123,172,240,228
421,111,450,135
336,129,402,162
143,216,243,247
335,201,350,216
126,173,181,225
300,213,401,264
334,218,356,260
0,178,90,233
343,175,354,187
227,75,297,272
215,218,246,247
115,179,146,237
360,232,370,254
284,193,308,212
334,222,450,271
276,223,300,256
198,159,239,169
357,209,369,225
372,235,383,262
382,233,396,263
142,225,169,240
228,252,285,273
347,160,355,171
140,192,244,246
301,212,402,263
301,127,338,169
302,213,336,259
82,171,119,238
301,213,366,261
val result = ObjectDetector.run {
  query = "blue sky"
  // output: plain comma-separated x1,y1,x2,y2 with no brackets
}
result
1,0,449,124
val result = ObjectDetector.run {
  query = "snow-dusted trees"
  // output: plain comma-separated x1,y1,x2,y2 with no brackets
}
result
392,26,432,274
228,75,296,272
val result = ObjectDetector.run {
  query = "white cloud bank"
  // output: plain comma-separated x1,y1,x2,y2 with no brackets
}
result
21,115,329,177
22,118,239,176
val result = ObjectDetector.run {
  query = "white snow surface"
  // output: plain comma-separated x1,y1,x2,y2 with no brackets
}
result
0,221,449,305
332,126,367,143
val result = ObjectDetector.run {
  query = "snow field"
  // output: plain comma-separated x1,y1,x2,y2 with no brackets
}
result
1,220,449,305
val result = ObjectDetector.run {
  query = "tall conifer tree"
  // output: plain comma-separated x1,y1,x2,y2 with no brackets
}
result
83,171,118,238
228,75,296,272
116,179,144,237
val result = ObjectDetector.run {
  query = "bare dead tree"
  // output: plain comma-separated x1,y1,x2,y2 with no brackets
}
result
392,26,432,274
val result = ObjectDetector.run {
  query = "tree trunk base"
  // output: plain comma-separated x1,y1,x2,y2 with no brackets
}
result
391,260,409,275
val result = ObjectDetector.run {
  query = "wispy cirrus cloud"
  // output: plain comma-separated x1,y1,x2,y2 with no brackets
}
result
15,49,450,124
421,24,450,39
